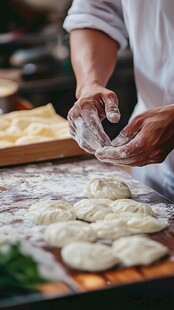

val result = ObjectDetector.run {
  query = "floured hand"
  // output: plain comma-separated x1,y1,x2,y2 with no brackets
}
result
96,105,174,166
68,85,120,154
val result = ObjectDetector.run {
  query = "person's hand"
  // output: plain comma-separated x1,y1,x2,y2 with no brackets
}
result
67,84,120,154
95,105,174,166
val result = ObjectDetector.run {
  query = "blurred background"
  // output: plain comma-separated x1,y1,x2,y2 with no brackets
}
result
0,0,137,139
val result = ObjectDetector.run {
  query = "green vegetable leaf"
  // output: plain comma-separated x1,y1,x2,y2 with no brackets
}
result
0,242,48,299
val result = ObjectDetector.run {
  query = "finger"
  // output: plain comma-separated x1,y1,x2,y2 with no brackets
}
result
95,132,149,166
111,121,141,147
68,104,79,119
69,125,76,137
74,117,104,153
111,131,131,147
95,155,136,166
68,119,78,140
67,107,80,131
96,135,144,160
69,114,98,154
102,92,120,123
95,154,153,167
68,104,108,153
95,146,129,160
74,130,96,154
80,107,111,147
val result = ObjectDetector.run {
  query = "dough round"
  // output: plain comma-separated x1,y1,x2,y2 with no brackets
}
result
90,219,133,240
110,199,154,216
84,177,131,200
28,200,76,225
45,220,97,247
104,213,168,234
73,198,112,222
112,235,169,266
61,241,119,272
125,214,168,233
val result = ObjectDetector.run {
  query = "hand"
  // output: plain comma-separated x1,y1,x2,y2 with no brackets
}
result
68,84,120,154
95,105,174,166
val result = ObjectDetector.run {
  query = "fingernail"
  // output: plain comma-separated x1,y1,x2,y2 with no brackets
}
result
108,111,120,122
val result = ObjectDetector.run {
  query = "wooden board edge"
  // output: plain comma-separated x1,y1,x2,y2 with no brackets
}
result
0,138,86,167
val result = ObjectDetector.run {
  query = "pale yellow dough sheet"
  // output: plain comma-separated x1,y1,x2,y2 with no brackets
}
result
0,103,71,148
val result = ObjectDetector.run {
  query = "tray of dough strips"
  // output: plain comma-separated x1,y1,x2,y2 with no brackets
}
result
0,103,85,167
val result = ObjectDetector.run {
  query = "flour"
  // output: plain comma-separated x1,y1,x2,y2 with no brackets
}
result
75,117,103,152
111,132,130,147
0,158,173,282
0,160,172,220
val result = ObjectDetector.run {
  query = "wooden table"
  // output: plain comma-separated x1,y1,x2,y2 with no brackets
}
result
1,156,174,310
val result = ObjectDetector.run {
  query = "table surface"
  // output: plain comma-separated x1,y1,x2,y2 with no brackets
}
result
1,156,174,309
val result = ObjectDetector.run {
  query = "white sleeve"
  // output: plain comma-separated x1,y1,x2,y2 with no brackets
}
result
63,0,128,49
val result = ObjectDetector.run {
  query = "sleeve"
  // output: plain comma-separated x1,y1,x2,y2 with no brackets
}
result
63,0,128,49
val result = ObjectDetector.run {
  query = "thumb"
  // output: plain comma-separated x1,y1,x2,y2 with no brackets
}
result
111,121,140,147
102,92,120,123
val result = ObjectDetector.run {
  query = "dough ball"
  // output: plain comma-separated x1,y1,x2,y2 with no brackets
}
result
112,235,169,266
104,213,168,234
73,198,112,222
90,219,133,240
61,241,119,272
104,212,141,221
84,177,131,200
110,199,154,216
45,220,97,247
28,200,76,225
125,214,168,234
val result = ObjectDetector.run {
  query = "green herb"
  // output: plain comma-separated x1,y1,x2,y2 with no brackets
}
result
0,243,47,299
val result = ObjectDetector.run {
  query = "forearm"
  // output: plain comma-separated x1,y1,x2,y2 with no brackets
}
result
70,29,119,98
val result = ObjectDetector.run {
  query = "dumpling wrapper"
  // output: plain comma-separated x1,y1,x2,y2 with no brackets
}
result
45,220,97,247
84,177,131,200
73,198,113,222
110,199,154,216
28,200,76,225
90,219,133,240
112,235,169,266
61,241,119,272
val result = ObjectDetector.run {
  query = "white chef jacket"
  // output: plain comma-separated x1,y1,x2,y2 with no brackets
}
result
63,0,174,201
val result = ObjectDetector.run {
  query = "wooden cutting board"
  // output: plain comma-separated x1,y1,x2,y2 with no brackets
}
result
0,138,86,167
0,157,174,307
0,102,86,167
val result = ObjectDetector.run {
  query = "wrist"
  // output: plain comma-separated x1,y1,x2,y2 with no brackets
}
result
76,80,104,99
